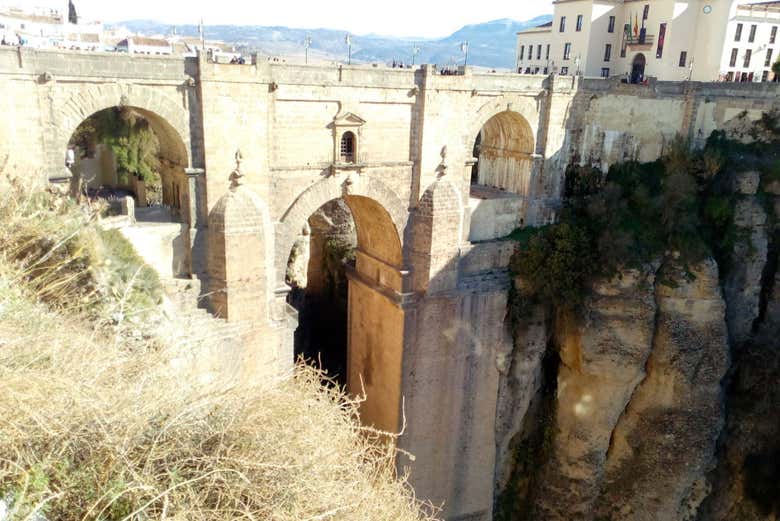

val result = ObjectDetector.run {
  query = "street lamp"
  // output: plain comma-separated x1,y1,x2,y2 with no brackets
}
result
461,40,469,67
304,35,312,65
345,34,352,65
411,43,420,66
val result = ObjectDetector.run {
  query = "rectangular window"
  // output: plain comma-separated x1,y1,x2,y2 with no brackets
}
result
730,48,738,67
679,51,687,67
608,16,616,33
748,24,757,43
762,71,769,82
735,23,743,42
643,4,650,20
537,44,542,60
771,26,777,44
560,16,566,32
604,43,612,62
744,49,752,68
560,66,569,75
726,71,734,81
576,15,584,32
563,42,572,60
534,67,540,74
601,67,610,78
546,44,550,60
766,48,773,67
544,67,549,74
519,45,524,60
657,23,667,59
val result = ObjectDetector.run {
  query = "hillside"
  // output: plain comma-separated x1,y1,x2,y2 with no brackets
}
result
0,179,439,521
112,15,552,69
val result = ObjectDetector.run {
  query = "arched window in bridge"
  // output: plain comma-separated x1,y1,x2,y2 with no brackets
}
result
340,131,356,163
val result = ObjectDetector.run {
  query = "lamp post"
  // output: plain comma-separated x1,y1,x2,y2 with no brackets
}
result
461,40,469,67
411,43,420,66
304,35,312,64
198,18,205,52
345,34,352,65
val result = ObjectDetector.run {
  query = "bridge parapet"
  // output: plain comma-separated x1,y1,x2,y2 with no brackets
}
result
0,46,192,82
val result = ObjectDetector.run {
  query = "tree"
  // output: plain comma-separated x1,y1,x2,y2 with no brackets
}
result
68,0,78,24
69,107,161,185
772,58,780,82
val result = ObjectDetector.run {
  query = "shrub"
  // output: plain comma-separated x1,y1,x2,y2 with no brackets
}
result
0,281,437,520
0,178,161,326
0,180,438,521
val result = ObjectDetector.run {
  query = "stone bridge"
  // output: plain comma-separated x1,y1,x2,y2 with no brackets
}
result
1,47,778,521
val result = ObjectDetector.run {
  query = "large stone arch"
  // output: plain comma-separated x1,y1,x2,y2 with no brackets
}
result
53,83,191,171
275,174,408,288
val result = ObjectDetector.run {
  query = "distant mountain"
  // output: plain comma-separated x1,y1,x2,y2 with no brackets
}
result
112,15,553,69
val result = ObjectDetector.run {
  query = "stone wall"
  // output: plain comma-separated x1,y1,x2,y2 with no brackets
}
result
1,48,778,521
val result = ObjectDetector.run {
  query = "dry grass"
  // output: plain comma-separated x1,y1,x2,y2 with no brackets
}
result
0,179,439,521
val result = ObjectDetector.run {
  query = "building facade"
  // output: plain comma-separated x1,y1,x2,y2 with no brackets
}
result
517,0,780,82
0,5,104,49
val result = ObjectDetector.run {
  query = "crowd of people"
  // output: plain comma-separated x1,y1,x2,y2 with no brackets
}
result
391,59,412,69
0,33,26,46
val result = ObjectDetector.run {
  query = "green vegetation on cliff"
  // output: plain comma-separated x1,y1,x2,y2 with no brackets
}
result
511,110,780,314
70,107,162,185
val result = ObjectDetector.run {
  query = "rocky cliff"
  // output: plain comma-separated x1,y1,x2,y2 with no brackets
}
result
496,123,780,520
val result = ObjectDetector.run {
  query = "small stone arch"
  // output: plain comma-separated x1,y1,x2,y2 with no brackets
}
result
468,96,540,156
275,174,408,287
469,101,538,196
53,83,191,172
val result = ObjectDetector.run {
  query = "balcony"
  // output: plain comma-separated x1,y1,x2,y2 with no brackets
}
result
626,33,655,46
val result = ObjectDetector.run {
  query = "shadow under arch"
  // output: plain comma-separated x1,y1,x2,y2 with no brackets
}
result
277,175,408,435
276,174,408,286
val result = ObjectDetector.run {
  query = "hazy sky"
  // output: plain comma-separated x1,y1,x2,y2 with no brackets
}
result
7,0,554,38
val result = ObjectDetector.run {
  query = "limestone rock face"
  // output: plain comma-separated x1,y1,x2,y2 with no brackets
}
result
723,174,768,346
494,300,548,492
699,191,780,521
531,267,659,520
595,259,730,521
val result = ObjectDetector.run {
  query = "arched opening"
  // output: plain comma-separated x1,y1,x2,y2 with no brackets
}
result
67,106,188,222
283,191,404,433
470,111,535,196
340,131,356,163
286,199,356,386
631,53,647,84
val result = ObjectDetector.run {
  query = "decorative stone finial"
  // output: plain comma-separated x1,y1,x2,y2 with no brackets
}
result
342,173,354,195
437,145,449,177
229,149,244,189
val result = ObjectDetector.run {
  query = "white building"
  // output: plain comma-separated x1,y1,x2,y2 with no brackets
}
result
0,4,103,49
516,0,780,82
116,37,173,55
